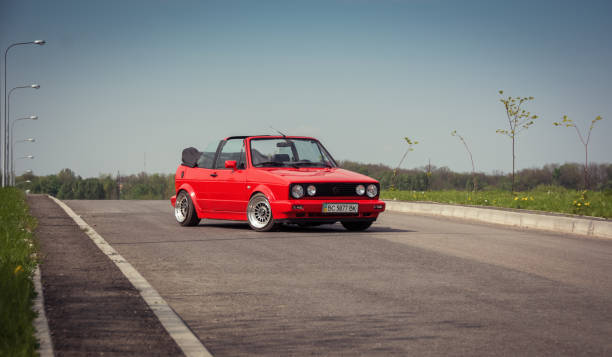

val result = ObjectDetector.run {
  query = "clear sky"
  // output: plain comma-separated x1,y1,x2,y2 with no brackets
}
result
1,0,611,177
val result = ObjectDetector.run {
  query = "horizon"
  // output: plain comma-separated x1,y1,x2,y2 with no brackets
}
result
20,159,609,179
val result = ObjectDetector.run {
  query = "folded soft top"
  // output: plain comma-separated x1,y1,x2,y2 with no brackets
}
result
181,147,201,168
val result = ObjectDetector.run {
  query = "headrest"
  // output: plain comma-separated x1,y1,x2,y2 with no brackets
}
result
273,154,290,162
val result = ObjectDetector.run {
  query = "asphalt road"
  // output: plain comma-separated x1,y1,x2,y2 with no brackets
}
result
65,200,612,356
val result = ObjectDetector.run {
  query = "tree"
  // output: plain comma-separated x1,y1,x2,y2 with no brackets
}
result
451,130,477,191
553,115,603,189
391,137,418,190
40,175,60,197
57,182,75,199
496,90,539,193
57,168,77,185
557,163,582,189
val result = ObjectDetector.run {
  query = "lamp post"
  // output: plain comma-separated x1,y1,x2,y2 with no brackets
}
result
16,155,34,178
16,179,32,194
10,115,37,185
5,85,39,186
12,138,35,185
2,39,45,187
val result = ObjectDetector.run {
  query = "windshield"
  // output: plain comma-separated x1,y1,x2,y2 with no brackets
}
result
250,138,337,168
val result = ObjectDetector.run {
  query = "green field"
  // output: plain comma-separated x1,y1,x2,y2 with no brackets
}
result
381,186,612,219
0,188,39,356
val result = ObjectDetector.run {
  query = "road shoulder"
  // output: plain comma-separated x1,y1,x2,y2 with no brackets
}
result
28,195,184,356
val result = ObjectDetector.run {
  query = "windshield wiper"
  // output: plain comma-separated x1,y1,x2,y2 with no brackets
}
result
292,161,332,168
254,161,286,167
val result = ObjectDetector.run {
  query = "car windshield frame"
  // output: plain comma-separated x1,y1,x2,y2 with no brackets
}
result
249,137,338,168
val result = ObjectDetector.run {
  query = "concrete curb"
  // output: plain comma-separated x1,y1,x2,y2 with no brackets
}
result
33,266,54,357
384,200,612,239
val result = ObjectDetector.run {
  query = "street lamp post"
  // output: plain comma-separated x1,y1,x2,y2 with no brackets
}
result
16,155,34,179
12,138,35,185
16,179,32,194
5,85,39,186
15,179,32,194
2,39,45,187
10,115,37,185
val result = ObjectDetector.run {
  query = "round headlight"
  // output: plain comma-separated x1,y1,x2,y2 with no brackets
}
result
291,185,304,199
307,185,317,196
356,184,365,196
366,184,378,198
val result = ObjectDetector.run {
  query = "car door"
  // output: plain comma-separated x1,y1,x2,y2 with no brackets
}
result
206,138,248,213
188,141,220,213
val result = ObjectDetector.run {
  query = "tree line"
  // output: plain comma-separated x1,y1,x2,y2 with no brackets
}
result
15,162,612,200
340,161,612,192
21,169,174,200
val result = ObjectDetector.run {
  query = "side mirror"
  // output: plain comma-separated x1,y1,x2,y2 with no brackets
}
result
225,160,237,170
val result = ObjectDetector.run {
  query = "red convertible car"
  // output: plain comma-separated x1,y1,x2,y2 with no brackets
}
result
170,135,385,231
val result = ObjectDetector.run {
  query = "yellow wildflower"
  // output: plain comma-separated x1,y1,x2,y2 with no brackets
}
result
514,197,518,201
14,265,23,274
585,202,590,206
577,203,582,206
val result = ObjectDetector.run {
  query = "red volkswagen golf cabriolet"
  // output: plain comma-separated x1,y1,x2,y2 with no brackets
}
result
171,135,385,231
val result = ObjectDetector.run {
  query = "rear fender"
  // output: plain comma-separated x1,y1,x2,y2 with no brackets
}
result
175,183,203,214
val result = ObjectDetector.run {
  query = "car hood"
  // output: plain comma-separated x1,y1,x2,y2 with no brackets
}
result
261,168,378,183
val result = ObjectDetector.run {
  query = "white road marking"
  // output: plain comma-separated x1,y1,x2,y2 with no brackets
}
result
49,196,213,357
34,266,54,357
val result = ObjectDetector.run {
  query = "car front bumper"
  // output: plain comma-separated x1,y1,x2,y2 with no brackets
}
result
270,198,385,221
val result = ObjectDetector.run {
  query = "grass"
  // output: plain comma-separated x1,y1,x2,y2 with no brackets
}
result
381,185,612,219
0,188,39,357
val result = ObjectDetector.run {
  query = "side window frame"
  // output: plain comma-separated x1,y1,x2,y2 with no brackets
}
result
195,141,221,169
213,139,246,169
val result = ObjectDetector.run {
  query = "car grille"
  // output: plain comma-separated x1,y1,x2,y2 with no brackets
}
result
290,182,379,198
317,183,358,196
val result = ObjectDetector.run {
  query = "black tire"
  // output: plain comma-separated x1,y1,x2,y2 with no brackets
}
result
247,193,277,232
341,221,373,231
174,190,201,226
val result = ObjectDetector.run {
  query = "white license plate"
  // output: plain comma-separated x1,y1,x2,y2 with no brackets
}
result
322,203,358,213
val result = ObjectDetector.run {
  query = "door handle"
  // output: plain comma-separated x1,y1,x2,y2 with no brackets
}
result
210,173,218,177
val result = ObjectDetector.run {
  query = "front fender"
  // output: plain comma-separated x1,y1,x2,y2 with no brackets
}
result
250,184,278,202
